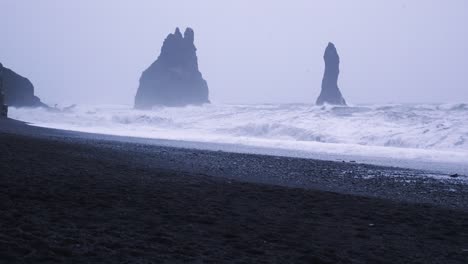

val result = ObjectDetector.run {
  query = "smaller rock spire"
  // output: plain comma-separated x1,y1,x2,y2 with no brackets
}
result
316,42,347,106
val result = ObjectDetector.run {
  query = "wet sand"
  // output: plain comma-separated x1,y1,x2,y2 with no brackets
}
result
1,118,467,263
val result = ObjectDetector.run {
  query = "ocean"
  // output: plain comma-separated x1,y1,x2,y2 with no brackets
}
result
9,103,468,175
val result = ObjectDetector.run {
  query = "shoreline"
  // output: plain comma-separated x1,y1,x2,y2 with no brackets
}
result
9,102,468,176
1,118,468,262
2,118,468,210
9,116,468,177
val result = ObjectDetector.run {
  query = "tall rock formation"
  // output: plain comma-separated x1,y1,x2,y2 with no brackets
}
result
316,42,347,106
0,62,45,108
0,63,7,117
134,27,210,108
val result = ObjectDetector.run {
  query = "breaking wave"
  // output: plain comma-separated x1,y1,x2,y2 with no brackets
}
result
9,103,468,164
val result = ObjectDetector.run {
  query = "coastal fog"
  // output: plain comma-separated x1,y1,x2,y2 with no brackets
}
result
1,1,467,105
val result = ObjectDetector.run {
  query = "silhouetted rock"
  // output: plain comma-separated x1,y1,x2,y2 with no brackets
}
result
316,43,347,106
0,63,7,117
134,27,210,108
0,62,46,108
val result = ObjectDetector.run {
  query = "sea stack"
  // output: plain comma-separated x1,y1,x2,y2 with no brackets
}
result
134,27,210,108
316,42,347,106
0,63,7,117
0,62,45,108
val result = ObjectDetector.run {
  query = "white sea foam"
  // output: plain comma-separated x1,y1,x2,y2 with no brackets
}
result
9,103,468,166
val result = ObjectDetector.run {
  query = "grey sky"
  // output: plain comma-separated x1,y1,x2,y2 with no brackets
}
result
1,0,467,105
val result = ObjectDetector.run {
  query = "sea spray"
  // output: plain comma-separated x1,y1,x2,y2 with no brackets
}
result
9,103,468,164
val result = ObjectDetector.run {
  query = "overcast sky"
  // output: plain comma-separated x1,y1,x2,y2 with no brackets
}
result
1,0,467,105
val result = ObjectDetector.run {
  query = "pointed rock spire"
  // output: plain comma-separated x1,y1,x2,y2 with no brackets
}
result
134,27,209,108
316,42,347,106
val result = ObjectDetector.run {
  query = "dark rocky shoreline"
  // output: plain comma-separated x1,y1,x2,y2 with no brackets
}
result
1,119,467,263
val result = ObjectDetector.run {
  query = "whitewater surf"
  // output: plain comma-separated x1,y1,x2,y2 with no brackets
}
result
9,103,468,175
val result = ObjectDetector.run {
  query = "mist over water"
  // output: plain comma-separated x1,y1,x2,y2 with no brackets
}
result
2,1,468,105
10,103,468,166
3,2,468,175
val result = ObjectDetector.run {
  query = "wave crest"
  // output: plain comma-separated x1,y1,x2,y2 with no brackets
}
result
8,103,468,163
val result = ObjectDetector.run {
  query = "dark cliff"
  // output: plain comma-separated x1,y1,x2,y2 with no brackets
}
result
0,63,7,117
316,43,347,106
134,27,210,108
0,62,45,108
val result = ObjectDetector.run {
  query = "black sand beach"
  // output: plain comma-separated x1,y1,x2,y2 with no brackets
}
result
1,118,468,263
